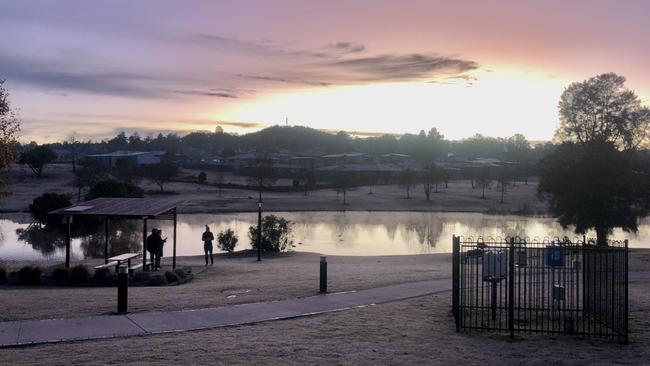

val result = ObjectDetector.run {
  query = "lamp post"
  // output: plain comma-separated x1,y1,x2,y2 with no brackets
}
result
257,201,262,261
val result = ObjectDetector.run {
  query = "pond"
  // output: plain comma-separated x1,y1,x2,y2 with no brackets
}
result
1,211,648,262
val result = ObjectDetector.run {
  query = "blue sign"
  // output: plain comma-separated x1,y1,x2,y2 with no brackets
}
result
545,246,565,267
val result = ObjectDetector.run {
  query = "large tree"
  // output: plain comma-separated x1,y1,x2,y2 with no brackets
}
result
540,73,650,245
556,73,650,149
0,80,20,195
539,141,650,245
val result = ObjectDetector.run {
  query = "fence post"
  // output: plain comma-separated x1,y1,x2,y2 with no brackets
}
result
452,235,460,331
508,237,515,338
624,239,629,343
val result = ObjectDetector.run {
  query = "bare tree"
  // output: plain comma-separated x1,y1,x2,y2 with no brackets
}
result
142,153,179,192
329,168,357,205
215,170,225,197
247,155,277,202
421,163,443,201
475,167,492,199
399,167,416,199
66,133,80,173
497,167,511,203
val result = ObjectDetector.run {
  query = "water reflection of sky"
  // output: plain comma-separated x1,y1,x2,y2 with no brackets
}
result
0,212,648,261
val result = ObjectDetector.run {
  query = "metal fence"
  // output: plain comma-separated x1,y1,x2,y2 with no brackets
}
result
452,236,628,341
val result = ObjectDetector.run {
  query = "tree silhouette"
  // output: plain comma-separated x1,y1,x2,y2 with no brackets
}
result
142,153,179,192
539,141,650,245
475,167,492,199
496,167,511,203
329,169,356,205
246,154,277,202
29,192,72,225
0,79,20,196
421,163,443,201
540,73,650,245
556,73,650,149
399,167,416,199
19,145,56,177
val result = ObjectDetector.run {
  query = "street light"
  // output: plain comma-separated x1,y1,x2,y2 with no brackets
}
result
257,201,262,261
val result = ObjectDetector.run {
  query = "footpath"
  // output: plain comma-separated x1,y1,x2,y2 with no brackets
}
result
0,279,451,347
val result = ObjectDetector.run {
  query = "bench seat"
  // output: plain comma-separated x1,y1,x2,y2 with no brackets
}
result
94,261,118,270
128,261,154,274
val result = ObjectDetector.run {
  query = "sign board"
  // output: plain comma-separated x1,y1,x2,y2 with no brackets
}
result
483,250,508,280
544,246,565,267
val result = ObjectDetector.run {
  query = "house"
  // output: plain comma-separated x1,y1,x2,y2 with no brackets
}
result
85,151,166,168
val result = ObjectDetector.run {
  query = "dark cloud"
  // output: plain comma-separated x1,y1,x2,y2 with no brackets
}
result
329,42,366,54
173,90,238,98
217,120,266,129
235,74,331,87
323,54,478,82
188,34,328,58
0,54,164,98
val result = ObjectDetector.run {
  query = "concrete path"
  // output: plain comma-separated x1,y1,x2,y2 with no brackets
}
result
0,279,451,348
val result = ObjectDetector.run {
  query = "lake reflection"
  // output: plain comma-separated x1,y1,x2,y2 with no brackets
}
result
0,211,648,261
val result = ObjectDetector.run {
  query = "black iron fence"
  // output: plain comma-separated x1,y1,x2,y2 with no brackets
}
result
452,236,628,341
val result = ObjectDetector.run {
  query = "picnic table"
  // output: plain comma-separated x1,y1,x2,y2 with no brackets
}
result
107,253,141,272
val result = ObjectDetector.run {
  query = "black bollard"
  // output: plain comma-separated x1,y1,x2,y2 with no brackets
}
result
117,265,128,314
320,256,327,294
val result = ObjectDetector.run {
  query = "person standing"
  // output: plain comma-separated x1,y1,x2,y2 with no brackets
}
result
202,225,215,265
146,228,166,270
155,228,167,270
146,228,160,270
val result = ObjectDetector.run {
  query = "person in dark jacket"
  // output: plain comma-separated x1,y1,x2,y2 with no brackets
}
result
146,228,166,270
202,225,215,265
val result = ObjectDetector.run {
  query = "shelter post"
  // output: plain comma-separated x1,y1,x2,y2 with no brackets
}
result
65,216,72,269
104,216,110,264
143,218,148,270
172,208,177,269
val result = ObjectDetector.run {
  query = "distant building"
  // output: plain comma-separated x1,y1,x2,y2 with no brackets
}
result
183,148,225,168
320,152,371,165
85,151,166,168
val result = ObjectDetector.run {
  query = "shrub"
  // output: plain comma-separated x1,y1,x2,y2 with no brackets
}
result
0,267,6,283
16,266,42,285
51,268,70,282
29,193,72,225
148,274,168,286
248,215,294,252
93,267,112,284
173,268,186,279
217,228,239,252
198,171,207,184
70,265,91,284
164,270,180,283
133,271,151,284
86,179,144,200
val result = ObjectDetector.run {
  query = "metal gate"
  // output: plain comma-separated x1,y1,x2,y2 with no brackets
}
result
452,236,628,341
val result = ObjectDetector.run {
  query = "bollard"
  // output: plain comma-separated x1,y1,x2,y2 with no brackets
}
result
117,265,129,314
320,256,327,294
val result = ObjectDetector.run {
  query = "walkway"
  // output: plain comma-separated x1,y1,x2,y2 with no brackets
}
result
0,279,451,348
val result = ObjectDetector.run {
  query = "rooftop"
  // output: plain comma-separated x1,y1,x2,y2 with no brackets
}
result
49,197,177,218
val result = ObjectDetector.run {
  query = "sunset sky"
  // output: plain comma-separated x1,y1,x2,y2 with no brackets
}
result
2,0,649,143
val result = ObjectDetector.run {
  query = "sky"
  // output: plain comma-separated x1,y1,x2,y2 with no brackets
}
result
2,0,649,143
